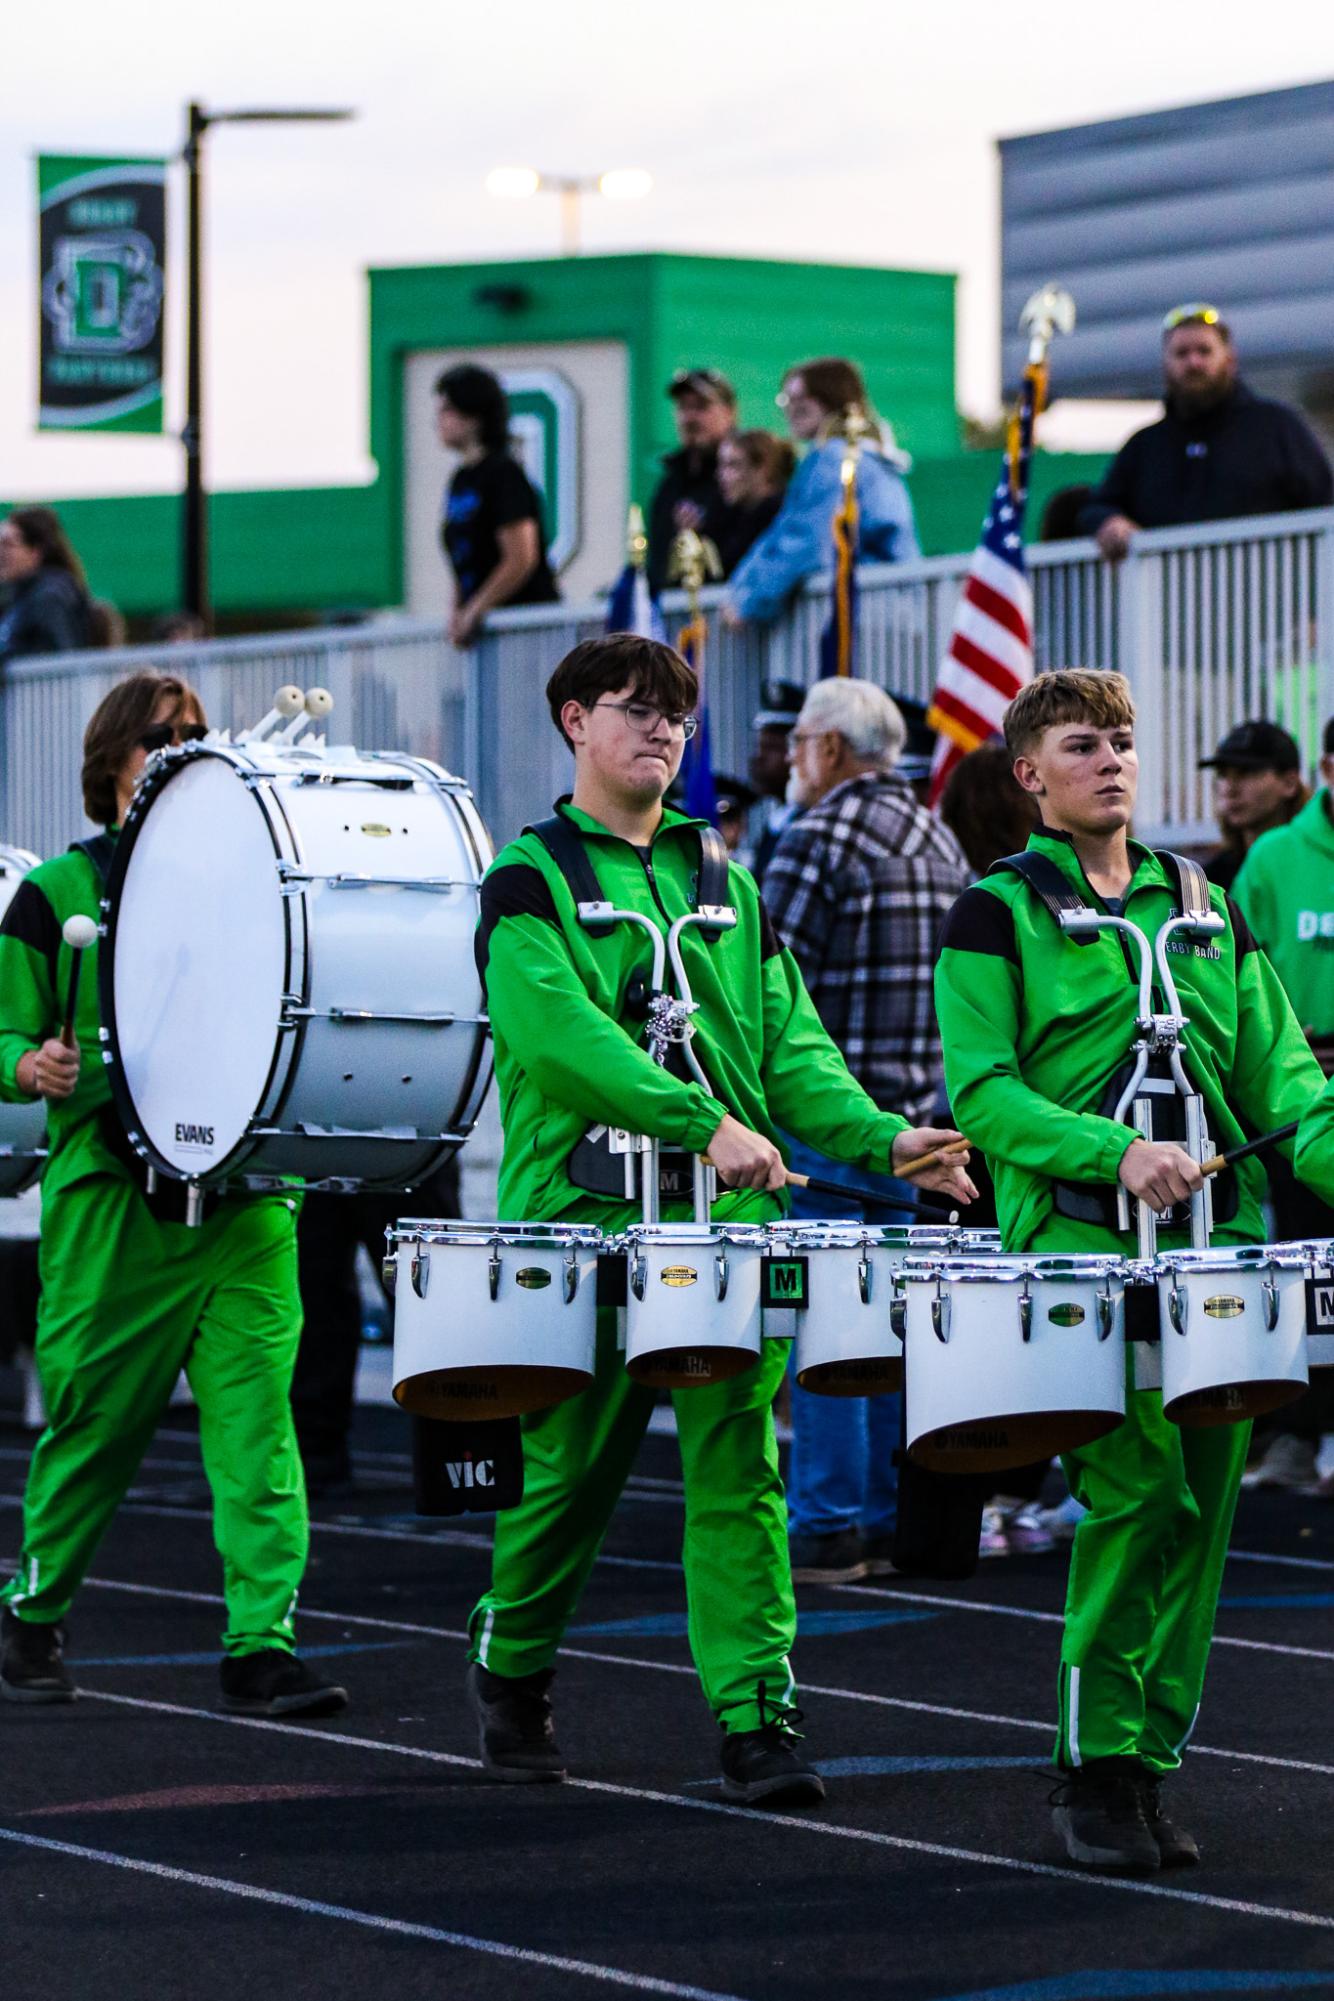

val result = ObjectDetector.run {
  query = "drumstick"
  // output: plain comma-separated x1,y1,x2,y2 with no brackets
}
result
893,1139,971,1183
785,1170,961,1223
59,914,98,1048
1199,1119,1300,1178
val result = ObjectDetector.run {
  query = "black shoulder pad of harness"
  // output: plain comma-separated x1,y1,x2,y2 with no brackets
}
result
1155,850,1212,923
525,808,732,937
987,851,1098,945
68,832,117,889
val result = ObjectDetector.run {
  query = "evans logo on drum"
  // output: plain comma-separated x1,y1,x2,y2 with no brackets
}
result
1203,1294,1245,1319
173,1121,215,1150
1047,1303,1085,1327
660,1265,698,1288
515,1267,552,1291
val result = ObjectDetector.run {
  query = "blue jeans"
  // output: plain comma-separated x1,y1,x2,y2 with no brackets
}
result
783,1141,912,1540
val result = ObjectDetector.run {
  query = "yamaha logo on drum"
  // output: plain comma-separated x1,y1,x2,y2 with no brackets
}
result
660,1265,698,1287
361,822,391,837
173,1121,215,1150
515,1267,552,1290
1047,1303,1086,1327
1203,1294,1245,1318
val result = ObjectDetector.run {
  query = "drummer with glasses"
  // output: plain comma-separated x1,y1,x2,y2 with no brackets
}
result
467,631,976,1807
934,669,1322,1874
0,669,348,1720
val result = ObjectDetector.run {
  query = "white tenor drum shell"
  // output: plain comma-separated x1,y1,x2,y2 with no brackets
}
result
903,1254,1126,1473
624,1223,766,1389
389,1222,602,1421
1156,1245,1310,1427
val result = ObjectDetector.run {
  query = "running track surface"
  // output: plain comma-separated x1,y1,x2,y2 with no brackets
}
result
3,1387,1334,2001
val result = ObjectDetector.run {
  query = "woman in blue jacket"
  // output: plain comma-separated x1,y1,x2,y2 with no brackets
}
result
723,357,920,626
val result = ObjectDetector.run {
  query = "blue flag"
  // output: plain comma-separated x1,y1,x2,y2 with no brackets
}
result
606,561,666,640
677,615,718,824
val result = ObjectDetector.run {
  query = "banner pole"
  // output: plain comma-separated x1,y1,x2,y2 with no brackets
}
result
183,101,210,630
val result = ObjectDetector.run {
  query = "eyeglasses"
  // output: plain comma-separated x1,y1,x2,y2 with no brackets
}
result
137,722,206,753
1161,302,1222,332
593,699,698,741
775,387,816,412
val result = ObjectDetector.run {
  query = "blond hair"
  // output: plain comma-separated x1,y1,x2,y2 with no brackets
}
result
1003,670,1135,760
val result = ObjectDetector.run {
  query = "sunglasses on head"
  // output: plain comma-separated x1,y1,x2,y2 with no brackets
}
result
1162,302,1221,332
138,722,206,753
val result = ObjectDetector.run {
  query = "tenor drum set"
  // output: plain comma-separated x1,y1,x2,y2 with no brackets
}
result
6,687,1333,1478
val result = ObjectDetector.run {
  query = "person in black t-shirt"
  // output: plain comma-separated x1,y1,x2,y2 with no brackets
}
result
435,364,559,646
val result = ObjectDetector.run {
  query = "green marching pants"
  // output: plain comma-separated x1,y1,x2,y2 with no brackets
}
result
469,1310,796,1734
2,1173,308,1656
1055,1351,1250,1773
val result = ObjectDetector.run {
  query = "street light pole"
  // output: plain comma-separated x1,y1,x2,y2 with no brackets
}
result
183,101,207,627
179,102,354,631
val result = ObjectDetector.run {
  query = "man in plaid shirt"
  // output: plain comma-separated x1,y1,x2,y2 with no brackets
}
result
763,677,970,1582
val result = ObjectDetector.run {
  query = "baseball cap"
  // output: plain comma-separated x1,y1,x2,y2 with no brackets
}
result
667,367,736,406
712,774,759,818
752,678,805,730
1198,720,1301,773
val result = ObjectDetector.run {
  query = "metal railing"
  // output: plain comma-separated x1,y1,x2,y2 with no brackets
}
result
4,505,1333,857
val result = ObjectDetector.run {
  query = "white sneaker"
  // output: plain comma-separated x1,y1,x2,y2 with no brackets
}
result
1036,1495,1087,1543
1240,1434,1318,1492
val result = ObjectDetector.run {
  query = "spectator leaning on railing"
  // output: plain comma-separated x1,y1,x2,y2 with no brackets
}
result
0,508,93,669
1077,304,1333,562
723,358,920,628
712,430,795,577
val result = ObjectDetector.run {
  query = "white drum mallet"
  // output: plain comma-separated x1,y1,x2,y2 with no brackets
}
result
60,914,98,1047
241,686,306,743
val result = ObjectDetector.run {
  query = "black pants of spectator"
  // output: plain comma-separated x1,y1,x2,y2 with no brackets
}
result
1260,1155,1334,1447
293,1160,460,1489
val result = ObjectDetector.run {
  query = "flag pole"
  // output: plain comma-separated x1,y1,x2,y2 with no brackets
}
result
627,501,647,571
669,527,721,824
827,402,871,677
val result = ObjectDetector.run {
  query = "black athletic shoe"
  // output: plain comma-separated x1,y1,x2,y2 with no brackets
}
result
861,1533,898,1577
468,1662,566,1783
1137,1766,1200,1868
720,1700,826,1809
788,1529,868,1584
0,1607,77,1704
219,1650,349,1719
1050,1757,1161,1873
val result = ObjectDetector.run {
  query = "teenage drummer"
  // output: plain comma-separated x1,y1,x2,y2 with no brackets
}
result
934,670,1321,1873
467,633,976,1806
0,671,347,1719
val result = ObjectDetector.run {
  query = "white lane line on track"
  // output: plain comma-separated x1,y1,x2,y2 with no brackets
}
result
61,1573,1334,1781
29,1492,1331,1664
0,1826,749,2001
44,1689,1334,1935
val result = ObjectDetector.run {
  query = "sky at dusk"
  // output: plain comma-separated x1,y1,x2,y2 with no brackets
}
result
3,0,1331,498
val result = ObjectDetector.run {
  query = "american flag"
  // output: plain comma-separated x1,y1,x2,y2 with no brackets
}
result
926,366,1041,807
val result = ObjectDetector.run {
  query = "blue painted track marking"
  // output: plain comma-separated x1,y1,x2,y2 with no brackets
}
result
935,1974,1334,2000
569,1609,938,1638
72,1641,407,1667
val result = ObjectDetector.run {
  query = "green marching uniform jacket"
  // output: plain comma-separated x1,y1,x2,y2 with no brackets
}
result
476,800,909,1227
1295,1071,1334,1206
1232,789,1334,1040
934,827,1323,1254
0,840,120,1191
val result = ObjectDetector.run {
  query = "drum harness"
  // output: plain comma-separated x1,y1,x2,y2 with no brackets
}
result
992,848,1225,1261
526,813,735,1228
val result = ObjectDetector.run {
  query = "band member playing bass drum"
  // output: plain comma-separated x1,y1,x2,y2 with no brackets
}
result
0,671,347,1719
467,633,975,1806
934,671,1320,1873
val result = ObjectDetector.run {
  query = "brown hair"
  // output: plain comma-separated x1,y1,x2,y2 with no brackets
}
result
728,429,797,491
5,506,88,590
1002,670,1135,760
546,635,698,748
82,671,206,826
785,356,869,422
938,742,1040,875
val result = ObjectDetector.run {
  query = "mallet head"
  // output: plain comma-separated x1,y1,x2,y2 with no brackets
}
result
62,915,98,952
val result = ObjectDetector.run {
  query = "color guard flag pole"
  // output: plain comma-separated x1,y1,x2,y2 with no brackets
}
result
606,503,666,639
926,285,1076,808
671,526,722,825
819,403,871,678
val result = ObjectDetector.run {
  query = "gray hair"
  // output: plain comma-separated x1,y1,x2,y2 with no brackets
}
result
797,678,906,770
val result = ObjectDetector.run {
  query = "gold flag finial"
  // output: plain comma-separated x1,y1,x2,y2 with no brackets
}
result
668,527,722,599
627,503,647,571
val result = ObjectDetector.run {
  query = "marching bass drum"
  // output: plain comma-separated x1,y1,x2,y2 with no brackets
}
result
99,741,492,1190
0,845,48,1196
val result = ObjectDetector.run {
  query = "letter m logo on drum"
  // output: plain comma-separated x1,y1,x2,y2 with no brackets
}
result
763,1258,809,1310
